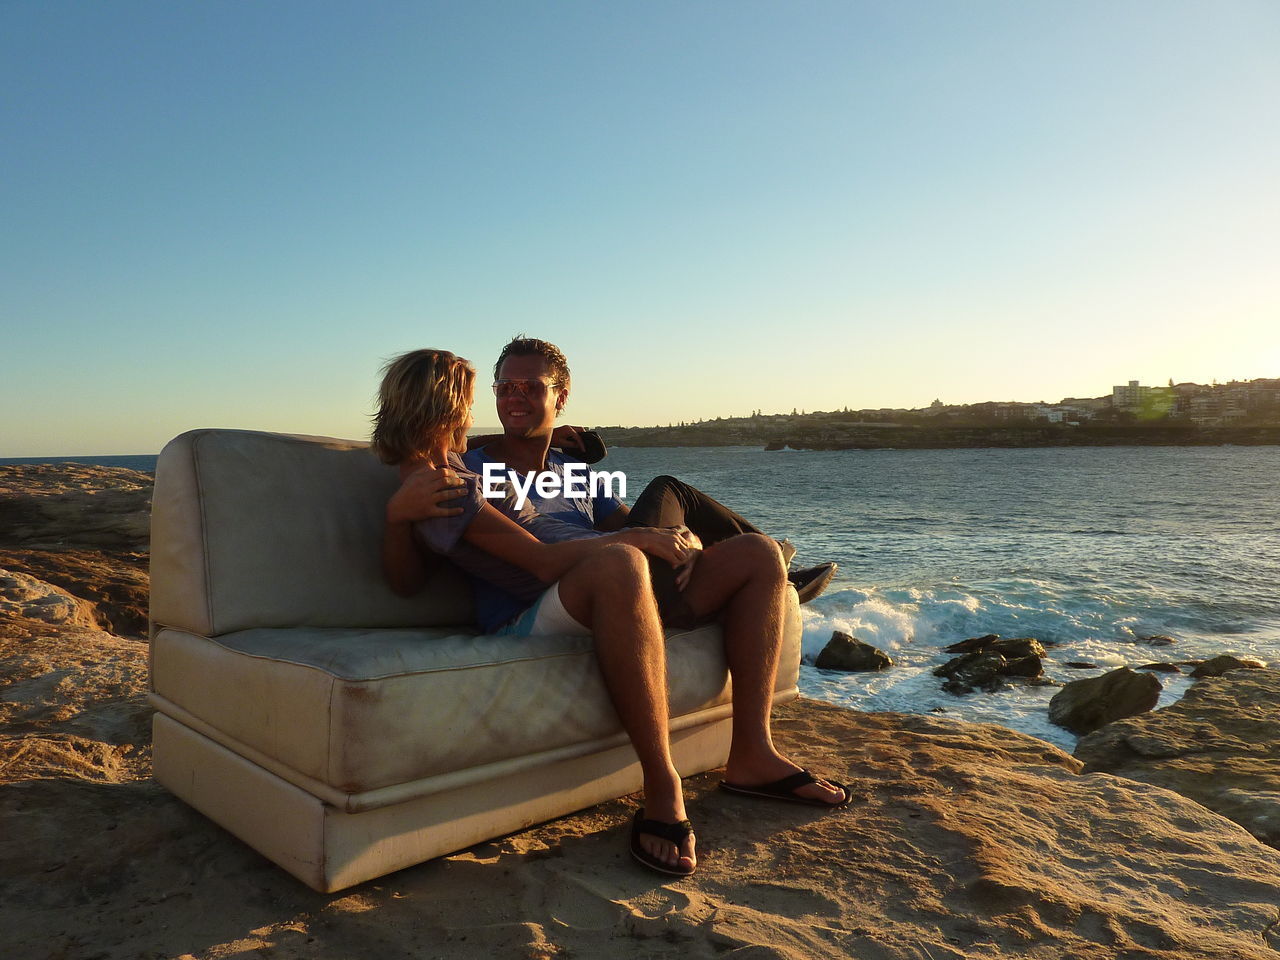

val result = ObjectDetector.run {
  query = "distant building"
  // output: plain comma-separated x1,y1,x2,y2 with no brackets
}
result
1061,397,1108,413
1232,378,1280,412
1030,405,1067,423
1054,399,1099,422
1112,380,1147,410
1189,394,1226,425
969,401,1035,420
1112,380,1174,417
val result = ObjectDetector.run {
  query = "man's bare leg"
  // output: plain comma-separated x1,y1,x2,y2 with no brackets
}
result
680,534,845,804
557,543,696,872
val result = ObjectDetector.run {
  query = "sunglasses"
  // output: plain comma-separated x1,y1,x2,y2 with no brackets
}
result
492,378,554,399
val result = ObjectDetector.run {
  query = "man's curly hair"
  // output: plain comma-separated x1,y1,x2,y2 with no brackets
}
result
493,335,571,393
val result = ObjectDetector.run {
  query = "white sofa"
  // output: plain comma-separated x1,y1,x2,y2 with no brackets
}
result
148,429,802,892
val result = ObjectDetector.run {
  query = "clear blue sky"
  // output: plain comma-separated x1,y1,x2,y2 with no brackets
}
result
3,1,1277,455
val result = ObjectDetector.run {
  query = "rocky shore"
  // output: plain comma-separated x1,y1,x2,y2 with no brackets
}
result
3,464,1280,960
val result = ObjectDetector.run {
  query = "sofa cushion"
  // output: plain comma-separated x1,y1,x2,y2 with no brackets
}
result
150,620,802,797
150,429,474,636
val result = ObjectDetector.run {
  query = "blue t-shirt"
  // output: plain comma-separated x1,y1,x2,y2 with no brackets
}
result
411,452,604,632
462,446,625,532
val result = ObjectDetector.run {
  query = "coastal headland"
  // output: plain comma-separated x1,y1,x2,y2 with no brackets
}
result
3,464,1280,959
598,420,1280,450
596,377,1280,450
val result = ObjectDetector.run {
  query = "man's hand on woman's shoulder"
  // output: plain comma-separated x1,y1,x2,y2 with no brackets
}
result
387,465,468,524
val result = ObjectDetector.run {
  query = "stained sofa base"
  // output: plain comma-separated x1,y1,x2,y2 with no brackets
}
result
153,707,771,892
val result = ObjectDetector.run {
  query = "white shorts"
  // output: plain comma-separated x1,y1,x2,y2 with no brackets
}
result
495,582,591,638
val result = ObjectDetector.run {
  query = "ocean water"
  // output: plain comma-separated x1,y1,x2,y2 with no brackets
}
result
6,445,1277,749
606,445,1280,750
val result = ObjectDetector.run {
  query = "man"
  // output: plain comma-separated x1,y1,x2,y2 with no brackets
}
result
464,336,837,627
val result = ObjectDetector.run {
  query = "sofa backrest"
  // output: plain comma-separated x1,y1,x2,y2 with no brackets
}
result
150,429,474,637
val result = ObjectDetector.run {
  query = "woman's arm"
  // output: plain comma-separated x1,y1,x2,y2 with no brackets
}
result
382,465,468,596
383,518,438,596
462,503,695,584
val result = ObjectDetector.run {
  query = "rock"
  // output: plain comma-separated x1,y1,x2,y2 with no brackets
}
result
1075,670,1280,849
1137,662,1182,673
1064,661,1098,669
0,549,149,638
999,638,1047,659
0,464,152,552
943,635,1047,658
934,641,1046,695
935,650,1008,695
1001,654,1046,678
9,696,1280,960
1137,634,1177,647
1048,667,1162,734
942,675,1005,696
1190,654,1266,678
0,465,152,639
944,634,1001,654
943,679,992,696
814,631,892,671
0,569,99,629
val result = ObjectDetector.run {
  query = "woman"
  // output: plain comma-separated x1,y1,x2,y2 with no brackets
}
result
372,349,849,878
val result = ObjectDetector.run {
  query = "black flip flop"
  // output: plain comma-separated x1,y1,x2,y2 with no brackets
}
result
630,810,696,877
719,769,852,808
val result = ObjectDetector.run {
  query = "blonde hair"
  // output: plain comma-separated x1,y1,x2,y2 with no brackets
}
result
371,349,475,464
